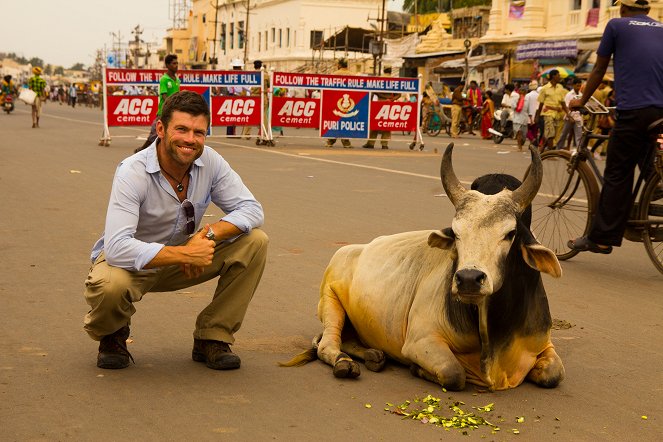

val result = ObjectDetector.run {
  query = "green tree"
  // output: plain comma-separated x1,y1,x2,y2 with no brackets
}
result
54,66,65,75
404,0,490,11
403,0,444,14
29,57,44,67
44,64,53,75
70,62,85,71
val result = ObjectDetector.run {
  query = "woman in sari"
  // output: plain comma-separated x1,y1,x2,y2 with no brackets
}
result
481,91,495,139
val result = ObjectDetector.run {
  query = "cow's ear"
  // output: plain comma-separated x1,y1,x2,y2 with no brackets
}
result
521,243,562,277
428,228,455,249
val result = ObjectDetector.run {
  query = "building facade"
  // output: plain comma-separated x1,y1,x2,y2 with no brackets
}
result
165,0,385,71
481,0,663,84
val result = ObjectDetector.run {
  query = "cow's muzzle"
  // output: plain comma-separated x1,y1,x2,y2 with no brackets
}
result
454,268,488,300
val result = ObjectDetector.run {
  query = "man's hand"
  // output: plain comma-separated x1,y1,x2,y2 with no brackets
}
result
569,98,584,109
179,224,215,278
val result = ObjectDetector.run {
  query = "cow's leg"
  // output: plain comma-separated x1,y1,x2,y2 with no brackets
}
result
527,346,564,388
316,283,360,378
402,337,466,391
341,338,386,372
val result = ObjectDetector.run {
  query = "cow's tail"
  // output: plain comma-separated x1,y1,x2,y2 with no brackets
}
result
278,334,321,367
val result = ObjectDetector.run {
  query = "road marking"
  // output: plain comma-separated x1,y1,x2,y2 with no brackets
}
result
24,109,537,189
205,138,456,182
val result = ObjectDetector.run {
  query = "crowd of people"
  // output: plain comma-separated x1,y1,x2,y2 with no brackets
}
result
430,72,616,157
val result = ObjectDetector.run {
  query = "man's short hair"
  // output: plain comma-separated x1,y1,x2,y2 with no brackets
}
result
337,58,348,68
470,80,478,86
160,91,210,129
383,66,392,74
164,54,177,66
253,60,263,69
616,0,650,10
549,69,560,79
505,83,515,92
572,77,583,85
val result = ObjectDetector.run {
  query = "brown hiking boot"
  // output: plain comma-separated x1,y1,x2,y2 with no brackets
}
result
97,326,134,369
192,339,240,370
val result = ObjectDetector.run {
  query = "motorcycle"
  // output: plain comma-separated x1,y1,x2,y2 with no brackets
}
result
489,109,514,144
2,94,14,114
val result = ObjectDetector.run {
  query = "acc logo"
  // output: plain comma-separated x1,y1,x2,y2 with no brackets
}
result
113,98,153,115
217,99,255,116
332,94,359,118
375,104,411,121
277,100,316,117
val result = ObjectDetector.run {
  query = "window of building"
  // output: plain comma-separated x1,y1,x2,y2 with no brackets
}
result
264,30,268,50
257,34,261,52
238,21,245,49
278,29,282,48
271,28,276,43
230,22,234,50
591,0,600,7
220,23,226,51
310,30,323,49
286,28,290,47
571,0,582,10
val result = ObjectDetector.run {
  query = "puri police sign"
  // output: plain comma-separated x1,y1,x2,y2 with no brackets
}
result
320,90,369,139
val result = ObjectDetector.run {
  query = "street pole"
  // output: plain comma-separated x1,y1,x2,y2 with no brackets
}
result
244,0,250,67
212,0,219,69
378,0,386,75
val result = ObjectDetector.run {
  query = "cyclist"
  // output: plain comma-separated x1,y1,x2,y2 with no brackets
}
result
568,0,663,254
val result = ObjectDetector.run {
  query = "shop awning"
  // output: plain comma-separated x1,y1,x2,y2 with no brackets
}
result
321,27,376,53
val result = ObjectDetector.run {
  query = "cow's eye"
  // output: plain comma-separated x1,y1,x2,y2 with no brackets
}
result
504,229,516,241
442,227,456,239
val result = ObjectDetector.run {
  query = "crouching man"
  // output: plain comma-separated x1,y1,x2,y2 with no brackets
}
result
83,91,268,370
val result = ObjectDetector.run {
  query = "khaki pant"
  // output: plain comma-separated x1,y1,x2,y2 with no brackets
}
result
451,104,463,137
365,130,391,148
83,229,268,343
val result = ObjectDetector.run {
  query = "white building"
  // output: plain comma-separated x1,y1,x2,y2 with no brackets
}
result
210,0,383,70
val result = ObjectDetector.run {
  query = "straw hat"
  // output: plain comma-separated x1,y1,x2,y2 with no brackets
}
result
32,66,43,75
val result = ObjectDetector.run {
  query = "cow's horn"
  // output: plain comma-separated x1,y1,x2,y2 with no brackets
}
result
440,143,466,207
511,146,543,211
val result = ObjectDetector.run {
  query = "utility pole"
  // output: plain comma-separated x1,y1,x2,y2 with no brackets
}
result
378,0,386,75
110,31,123,67
243,0,250,67
211,0,219,69
132,25,143,68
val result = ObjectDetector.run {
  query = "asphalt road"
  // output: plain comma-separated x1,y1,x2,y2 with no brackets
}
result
1,103,661,441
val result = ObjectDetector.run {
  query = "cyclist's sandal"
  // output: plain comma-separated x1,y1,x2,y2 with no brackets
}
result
568,236,613,254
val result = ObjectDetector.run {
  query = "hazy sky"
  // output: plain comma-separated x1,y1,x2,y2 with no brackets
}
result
1,0,405,69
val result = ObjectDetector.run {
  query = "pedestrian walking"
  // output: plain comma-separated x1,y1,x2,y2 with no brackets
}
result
28,67,47,128
555,78,584,150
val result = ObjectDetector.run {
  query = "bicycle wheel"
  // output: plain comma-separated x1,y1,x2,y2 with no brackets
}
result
529,150,599,260
639,173,663,274
426,113,442,137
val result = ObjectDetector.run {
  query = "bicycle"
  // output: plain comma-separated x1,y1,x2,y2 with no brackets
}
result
529,100,663,274
421,104,444,137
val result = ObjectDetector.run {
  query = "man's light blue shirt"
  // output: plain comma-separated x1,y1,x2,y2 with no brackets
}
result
90,143,264,271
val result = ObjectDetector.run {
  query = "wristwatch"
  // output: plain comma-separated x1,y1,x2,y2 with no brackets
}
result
205,227,216,241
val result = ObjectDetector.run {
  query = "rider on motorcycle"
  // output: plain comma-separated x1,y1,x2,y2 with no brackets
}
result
1,75,17,105
498,83,518,131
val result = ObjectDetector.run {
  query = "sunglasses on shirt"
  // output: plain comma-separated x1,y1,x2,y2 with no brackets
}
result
182,199,195,234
